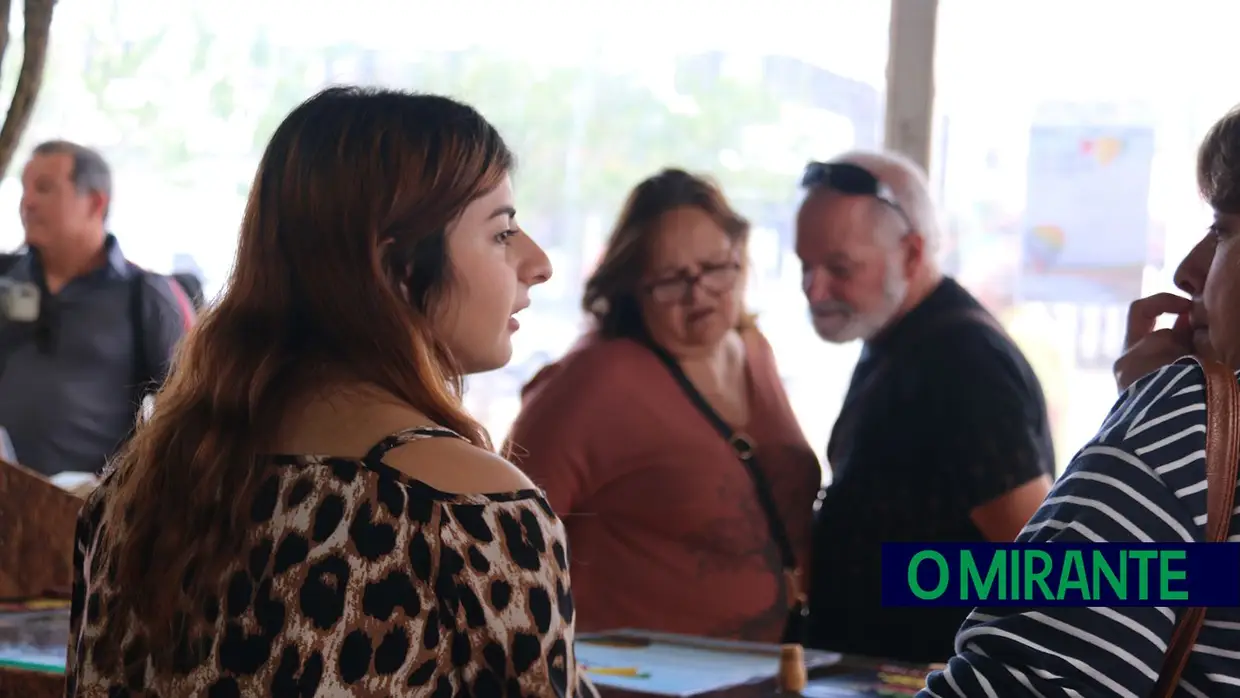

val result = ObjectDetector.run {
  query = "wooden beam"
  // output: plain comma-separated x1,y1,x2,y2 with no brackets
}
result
883,0,939,172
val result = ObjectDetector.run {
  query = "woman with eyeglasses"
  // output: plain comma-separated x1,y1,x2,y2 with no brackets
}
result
504,169,822,643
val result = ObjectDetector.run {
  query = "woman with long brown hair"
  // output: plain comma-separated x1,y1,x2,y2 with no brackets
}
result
505,169,821,643
65,86,595,697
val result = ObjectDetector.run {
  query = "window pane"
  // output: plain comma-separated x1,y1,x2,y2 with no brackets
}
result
935,0,1231,472
7,1,889,466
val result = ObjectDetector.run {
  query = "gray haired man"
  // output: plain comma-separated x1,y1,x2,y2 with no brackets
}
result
0,140,193,477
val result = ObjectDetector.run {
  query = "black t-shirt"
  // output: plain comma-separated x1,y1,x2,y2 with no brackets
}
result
806,277,1055,663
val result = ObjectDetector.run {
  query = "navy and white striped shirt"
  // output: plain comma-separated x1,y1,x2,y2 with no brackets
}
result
921,359,1240,697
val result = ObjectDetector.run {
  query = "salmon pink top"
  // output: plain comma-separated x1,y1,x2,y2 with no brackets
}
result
505,329,821,642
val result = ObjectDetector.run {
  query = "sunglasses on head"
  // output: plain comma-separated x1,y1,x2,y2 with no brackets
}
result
800,161,913,230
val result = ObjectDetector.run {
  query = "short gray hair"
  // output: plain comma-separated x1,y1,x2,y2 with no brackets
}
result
32,140,112,219
825,149,941,255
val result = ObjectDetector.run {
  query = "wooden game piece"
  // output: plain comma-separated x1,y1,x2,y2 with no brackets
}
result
777,643,808,694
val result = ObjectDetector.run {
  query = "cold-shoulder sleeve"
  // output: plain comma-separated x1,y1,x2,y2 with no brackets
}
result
437,492,595,698
65,456,595,698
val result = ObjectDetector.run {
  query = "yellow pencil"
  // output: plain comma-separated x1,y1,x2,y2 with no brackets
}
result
586,666,648,678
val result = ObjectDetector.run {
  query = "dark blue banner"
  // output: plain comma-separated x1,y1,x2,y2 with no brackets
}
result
881,543,1240,607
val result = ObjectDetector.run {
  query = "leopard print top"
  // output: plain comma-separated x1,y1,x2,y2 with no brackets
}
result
66,426,596,697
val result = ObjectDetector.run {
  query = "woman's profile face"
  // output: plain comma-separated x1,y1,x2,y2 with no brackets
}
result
638,206,743,356
434,175,552,374
1176,212,1240,366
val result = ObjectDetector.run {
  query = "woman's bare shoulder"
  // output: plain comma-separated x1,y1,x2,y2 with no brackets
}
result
381,433,537,495
274,386,536,496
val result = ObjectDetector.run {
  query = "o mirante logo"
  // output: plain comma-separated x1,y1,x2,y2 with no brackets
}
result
881,543,1240,607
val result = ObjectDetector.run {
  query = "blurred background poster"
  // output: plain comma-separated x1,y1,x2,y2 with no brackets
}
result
1018,121,1156,305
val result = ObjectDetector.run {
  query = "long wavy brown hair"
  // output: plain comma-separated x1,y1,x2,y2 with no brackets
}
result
95,86,511,667
583,168,755,338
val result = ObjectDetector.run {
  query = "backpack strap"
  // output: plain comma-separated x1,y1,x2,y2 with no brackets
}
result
127,265,198,405
127,268,152,405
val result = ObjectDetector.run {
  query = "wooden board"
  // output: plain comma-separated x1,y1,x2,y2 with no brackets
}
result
0,666,62,698
0,459,82,599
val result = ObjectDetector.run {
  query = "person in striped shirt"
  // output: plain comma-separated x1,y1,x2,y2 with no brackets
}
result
921,108,1240,696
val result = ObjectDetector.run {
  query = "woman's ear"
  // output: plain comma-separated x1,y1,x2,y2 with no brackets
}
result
377,237,412,300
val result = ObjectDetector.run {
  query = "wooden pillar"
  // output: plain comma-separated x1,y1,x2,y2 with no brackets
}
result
883,0,939,172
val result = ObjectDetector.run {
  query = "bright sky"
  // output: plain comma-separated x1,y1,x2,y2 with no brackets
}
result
939,0,1240,112
181,0,891,87
14,0,1234,452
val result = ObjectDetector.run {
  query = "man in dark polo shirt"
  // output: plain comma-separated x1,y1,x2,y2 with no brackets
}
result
795,150,1055,663
0,140,192,477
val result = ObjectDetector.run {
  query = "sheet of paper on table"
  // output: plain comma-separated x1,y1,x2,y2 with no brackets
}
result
576,630,841,697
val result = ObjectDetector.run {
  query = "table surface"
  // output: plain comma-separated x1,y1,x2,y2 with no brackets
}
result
578,630,938,698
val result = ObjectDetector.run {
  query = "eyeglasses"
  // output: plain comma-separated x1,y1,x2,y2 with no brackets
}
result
644,261,741,304
800,161,913,230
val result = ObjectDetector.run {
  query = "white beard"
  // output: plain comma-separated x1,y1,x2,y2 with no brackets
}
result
810,255,909,344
